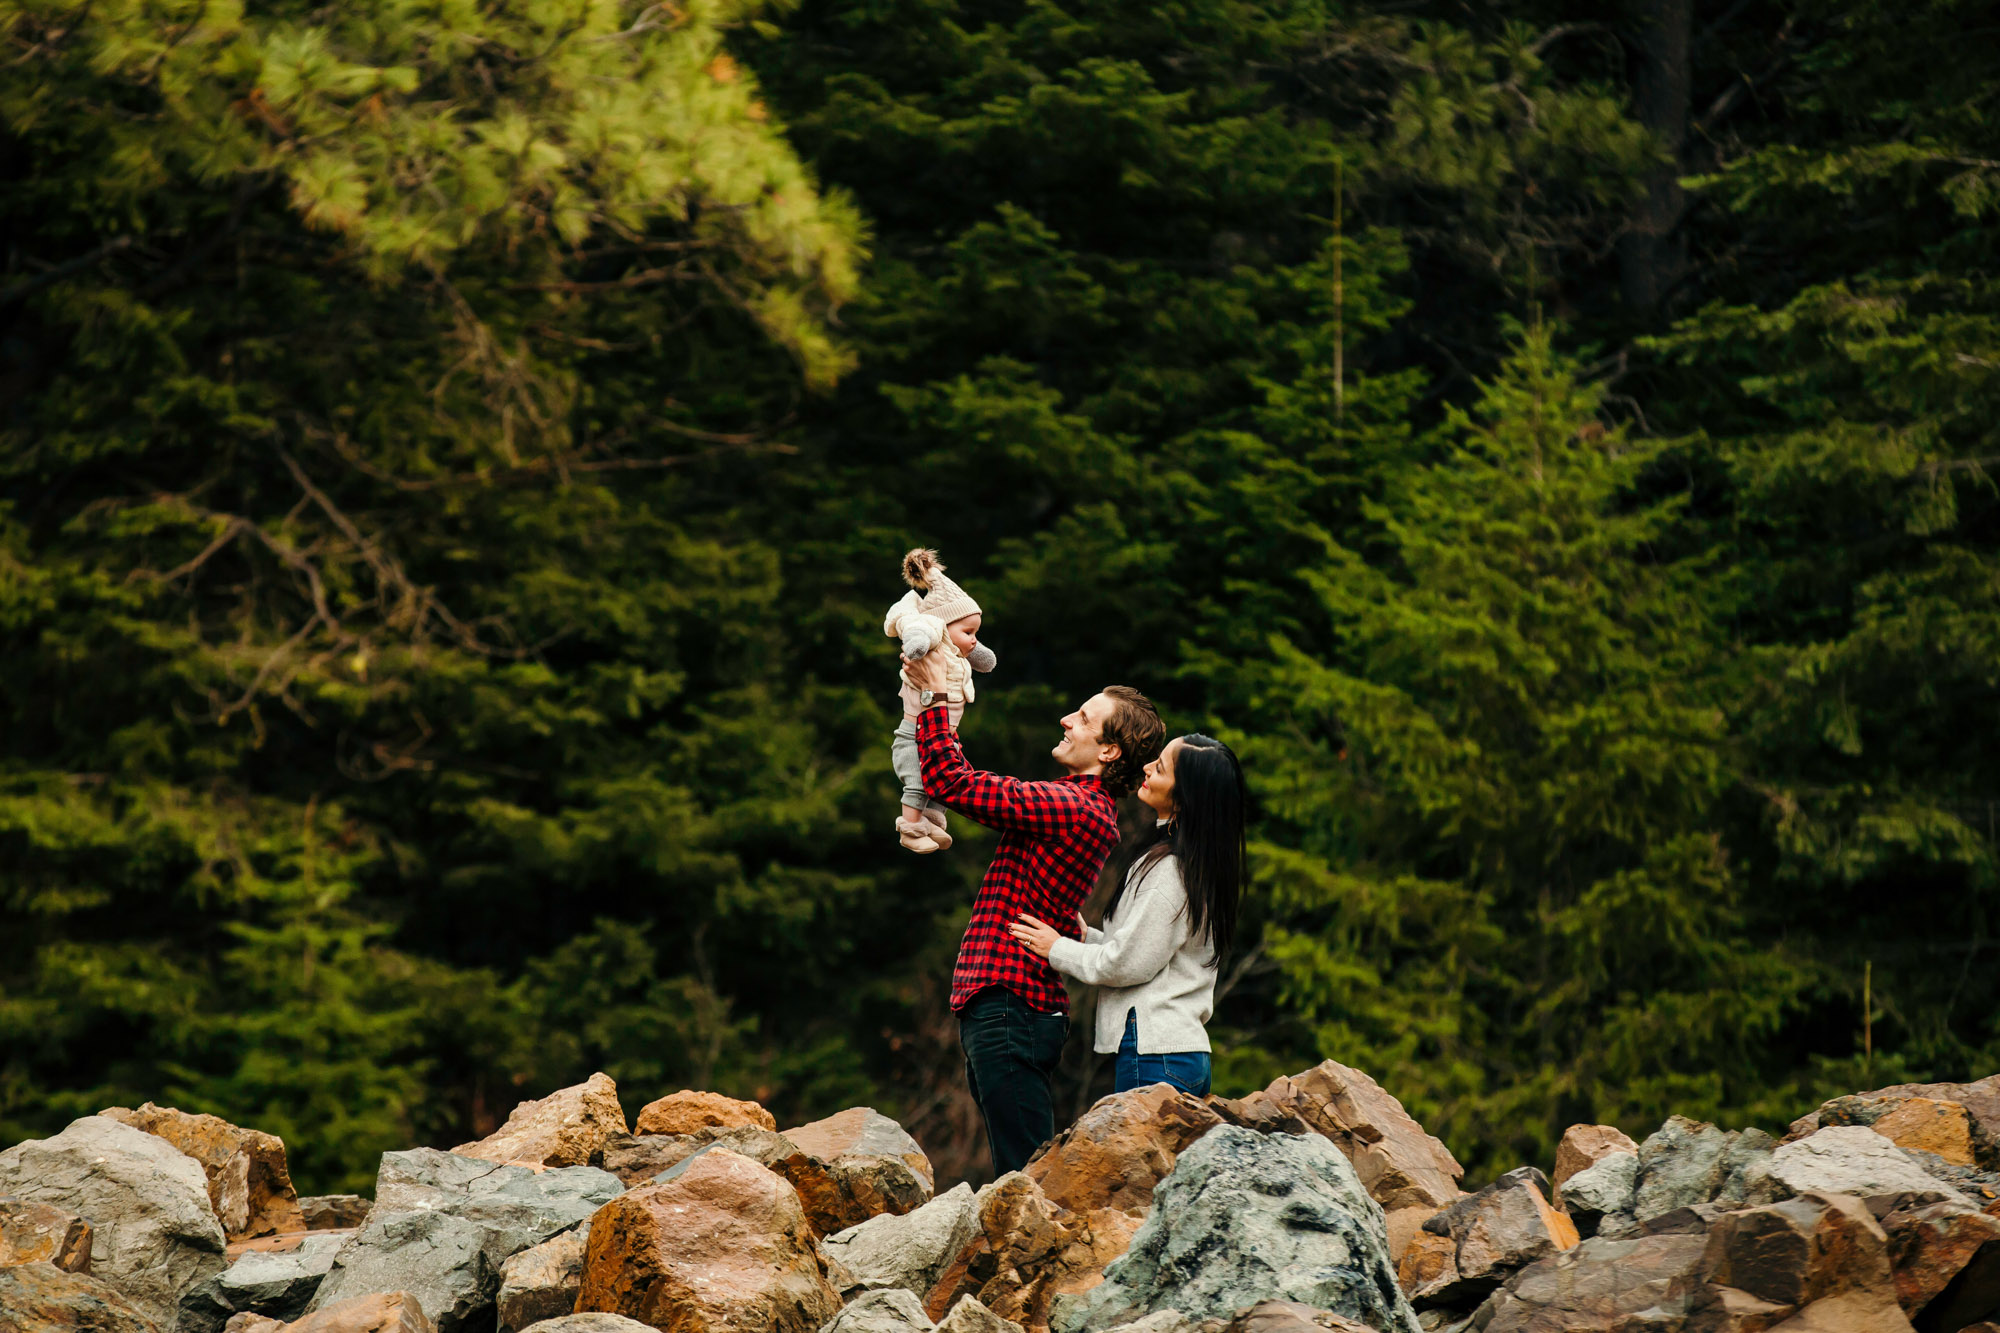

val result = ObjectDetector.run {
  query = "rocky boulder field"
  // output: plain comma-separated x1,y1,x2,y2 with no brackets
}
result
2,1066,1998,1333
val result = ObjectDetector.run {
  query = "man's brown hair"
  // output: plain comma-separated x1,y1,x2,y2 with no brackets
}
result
1097,685,1166,798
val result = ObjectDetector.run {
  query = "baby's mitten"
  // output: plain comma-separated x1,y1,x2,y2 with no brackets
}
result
967,643,997,673
900,616,942,661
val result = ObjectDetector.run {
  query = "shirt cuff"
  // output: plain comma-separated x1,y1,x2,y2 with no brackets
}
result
915,707,952,742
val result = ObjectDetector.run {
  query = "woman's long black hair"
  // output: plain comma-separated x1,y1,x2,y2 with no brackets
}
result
1105,734,1246,959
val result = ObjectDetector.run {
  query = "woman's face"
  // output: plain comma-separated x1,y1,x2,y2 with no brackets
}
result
1138,737,1182,818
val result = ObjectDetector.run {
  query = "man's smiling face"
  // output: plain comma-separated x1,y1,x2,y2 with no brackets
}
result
1053,692,1119,776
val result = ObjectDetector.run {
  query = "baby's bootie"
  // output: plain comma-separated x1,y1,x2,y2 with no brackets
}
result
920,807,953,849
896,817,939,854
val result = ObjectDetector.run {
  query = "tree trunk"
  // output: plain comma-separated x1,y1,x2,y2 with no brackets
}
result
1620,0,1691,313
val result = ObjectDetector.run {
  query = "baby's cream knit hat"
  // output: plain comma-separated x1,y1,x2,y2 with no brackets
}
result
903,548,981,625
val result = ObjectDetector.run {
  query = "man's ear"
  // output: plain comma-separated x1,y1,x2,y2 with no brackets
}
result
1098,742,1121,766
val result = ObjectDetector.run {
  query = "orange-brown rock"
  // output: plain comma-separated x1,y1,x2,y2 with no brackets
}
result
1761,1291,1915,1333
574,1147,841,1333
634,1091,775,1137
224,1315,285,1333
453,1072,627,1169
1395,1228,1457,1299
777,1107,935,1236
1789,1074,2000,1169
1426,1167,1577,1297
0,1197,92,1272
98,1103,302,1240
1552,1124,1639,1196
923,1173,1141,1333
1477,1232,1712,1333
0,1261,160,1333
1703,1192,1894,1314
1881,1198,2000,1319
1870,1098,1978,1167
1213,1060,1463,1211
285,1291,436,1333
1384,1205,1439,1264
1024,1085,1225,1217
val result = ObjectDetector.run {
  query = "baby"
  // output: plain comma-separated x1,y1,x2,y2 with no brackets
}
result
884,548,995,853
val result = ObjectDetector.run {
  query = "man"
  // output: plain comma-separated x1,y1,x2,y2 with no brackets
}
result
902,653,1167,1176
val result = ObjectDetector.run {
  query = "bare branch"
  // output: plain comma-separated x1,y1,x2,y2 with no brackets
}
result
128,514,251,587
1530,22,1610,56
1214,943,1274,1004
1694,15,1800,138
312,421,792,490
0,236,137,304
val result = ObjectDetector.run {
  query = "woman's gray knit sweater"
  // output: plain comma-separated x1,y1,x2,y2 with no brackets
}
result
1046,850,1217,1054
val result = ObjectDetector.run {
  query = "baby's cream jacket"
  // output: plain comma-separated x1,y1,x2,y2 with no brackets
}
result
884,591,993,723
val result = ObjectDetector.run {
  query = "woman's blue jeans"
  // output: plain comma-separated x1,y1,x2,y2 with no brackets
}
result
1113,1008,1211,1097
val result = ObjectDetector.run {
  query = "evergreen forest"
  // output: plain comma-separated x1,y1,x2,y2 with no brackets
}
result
4,0,1998,1192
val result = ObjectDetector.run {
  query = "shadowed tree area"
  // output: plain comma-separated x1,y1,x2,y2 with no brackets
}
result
4,0,1997,1192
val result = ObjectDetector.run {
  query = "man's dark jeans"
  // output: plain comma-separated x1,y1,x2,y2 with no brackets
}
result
958,985,1069,1177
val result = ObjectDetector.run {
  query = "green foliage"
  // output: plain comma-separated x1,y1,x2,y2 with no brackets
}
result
6,0,2000,1195
1646,0,2000,1092
1209,325,1808,1170
0,0,874,1189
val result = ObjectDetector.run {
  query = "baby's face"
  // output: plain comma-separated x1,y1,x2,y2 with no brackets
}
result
947,613,982,654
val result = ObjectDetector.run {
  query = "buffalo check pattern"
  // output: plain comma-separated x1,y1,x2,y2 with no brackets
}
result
916,706,1121,1014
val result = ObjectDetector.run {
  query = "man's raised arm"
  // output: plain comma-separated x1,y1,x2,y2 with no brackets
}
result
914,707,1085,837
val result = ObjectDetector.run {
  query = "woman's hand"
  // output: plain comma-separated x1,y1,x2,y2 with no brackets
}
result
1008,913,1060,958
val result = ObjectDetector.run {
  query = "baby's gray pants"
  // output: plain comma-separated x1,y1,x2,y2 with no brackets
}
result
892,719,933,811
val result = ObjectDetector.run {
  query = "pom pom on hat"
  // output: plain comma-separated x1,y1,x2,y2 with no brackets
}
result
903,547,941,592
899,546,981,625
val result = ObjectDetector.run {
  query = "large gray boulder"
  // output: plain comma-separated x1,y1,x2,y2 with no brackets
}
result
0,1115,228,1328
1748,1126,1959,1210
1050,1127,1420,1333
1555,1152,1636,1239
307,1149,622,1333
823,1182,979,1300
298,1196,371,1231
1622,1116,1775,1230
519,1318,654,1333
934,1297,1022,1333
820,1288,936,1332
178,1231,349,1333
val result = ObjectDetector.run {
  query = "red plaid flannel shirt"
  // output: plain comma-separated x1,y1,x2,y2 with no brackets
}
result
915,706,1121,1014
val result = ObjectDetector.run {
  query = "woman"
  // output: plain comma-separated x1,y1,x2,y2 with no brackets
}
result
1007,733,1246,1097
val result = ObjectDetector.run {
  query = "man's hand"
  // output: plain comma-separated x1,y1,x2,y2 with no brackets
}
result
904,647,948,695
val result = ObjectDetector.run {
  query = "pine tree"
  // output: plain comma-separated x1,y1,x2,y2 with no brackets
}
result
1204,324,1805,1170
0,0,866,1187
1647,0,2000,1094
